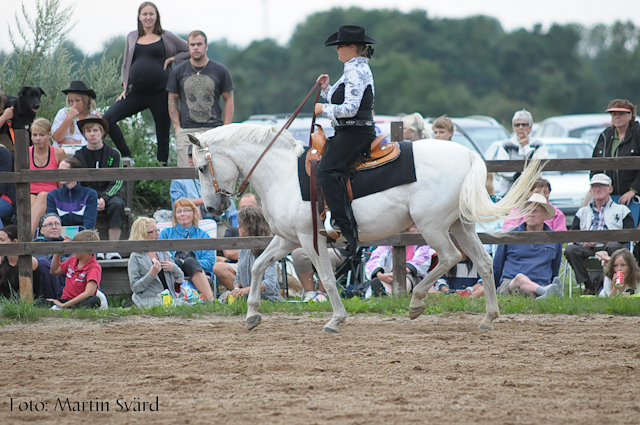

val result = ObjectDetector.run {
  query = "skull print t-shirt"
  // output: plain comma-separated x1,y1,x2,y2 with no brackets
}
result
167,59,234,129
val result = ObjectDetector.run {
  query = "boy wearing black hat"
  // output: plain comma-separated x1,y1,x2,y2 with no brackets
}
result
73,114,125,260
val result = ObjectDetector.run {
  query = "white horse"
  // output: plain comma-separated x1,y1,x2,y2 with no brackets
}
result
188,124,542,333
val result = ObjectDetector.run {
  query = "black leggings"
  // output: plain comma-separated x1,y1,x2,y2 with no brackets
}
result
175,257,205,278
316,126,375,248
102,89,171,163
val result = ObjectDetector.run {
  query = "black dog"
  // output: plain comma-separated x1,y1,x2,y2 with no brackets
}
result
4,86,46,131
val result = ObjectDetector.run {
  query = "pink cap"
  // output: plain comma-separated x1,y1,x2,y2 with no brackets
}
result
606,107,632,113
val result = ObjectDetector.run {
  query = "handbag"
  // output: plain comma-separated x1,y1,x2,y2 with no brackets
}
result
173,229,197,261
173,250,197,261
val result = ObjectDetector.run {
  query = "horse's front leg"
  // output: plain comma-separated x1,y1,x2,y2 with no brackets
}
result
246,236,299,330
303,242,347,333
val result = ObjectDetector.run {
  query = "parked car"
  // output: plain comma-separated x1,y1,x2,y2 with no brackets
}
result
242,114,335,145
486,137,594,216
426,116,511,159
531,113,612,141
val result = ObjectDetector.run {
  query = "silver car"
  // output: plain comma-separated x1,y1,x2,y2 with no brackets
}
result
485,136,594,216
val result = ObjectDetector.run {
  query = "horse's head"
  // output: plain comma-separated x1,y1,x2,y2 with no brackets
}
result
188,133,236,216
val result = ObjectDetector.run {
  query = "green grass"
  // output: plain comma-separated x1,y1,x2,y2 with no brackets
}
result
2,293,640,324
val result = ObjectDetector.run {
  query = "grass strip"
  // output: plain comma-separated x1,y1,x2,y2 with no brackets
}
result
2,293,640,324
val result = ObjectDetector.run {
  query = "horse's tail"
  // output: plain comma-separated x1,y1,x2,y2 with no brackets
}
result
458,151,544,225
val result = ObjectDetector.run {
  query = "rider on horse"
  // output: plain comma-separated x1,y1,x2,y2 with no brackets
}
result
314,25,378,254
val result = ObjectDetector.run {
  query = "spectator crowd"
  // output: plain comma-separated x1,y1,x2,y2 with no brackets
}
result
1,2,640,308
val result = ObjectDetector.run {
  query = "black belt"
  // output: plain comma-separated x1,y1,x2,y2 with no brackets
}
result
334,119,374,127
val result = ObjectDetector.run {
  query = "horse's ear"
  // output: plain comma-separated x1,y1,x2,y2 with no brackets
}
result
187,134,202,148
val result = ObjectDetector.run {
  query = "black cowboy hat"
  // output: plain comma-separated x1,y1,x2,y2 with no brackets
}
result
324,25,378,46
77,114,109,135
61,81,96,99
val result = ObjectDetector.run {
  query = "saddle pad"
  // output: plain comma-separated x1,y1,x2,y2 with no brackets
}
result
298,141,417,201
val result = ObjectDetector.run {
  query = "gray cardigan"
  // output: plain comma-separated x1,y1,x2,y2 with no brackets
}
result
234,249,284,302
128,251,185,308
121,30,190,91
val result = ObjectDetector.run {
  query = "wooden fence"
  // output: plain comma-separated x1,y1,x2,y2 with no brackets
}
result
2,126,640,299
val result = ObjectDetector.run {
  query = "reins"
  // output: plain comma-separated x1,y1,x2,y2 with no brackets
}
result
233,81,321,197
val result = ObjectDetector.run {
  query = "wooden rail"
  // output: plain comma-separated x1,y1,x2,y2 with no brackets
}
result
5,126,640,299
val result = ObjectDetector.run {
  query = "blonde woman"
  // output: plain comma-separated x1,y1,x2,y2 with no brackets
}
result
30,118,66,234
402,112,429,141
158,198,215,301
128,217,185,307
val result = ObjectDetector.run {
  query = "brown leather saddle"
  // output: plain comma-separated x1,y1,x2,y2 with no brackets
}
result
304,124,401,203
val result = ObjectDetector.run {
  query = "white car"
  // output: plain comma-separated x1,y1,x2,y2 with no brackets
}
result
242,114,335,146
485,137,594,216
531,113,612,141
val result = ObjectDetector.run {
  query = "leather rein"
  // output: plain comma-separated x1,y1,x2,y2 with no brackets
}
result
203,81,321,199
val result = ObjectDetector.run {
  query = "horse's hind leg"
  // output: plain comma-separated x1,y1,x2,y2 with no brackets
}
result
409,230,462,319
450,220,499,330
246,236,299,331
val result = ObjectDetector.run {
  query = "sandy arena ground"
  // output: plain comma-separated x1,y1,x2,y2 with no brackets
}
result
1,312,640,424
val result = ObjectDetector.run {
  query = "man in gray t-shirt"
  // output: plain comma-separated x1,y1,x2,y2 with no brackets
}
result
167,30,234,167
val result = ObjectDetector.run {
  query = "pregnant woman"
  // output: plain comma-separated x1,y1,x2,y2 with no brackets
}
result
102,2,189,164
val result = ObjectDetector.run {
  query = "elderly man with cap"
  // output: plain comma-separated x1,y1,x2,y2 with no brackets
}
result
73,114,125,260
493,193,563,299
565,173,634,294
493,109,548,197
592,99,640,223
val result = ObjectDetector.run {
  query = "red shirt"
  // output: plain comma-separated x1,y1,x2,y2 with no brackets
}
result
60,255,102,300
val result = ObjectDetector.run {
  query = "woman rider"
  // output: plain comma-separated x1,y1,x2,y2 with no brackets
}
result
314,25,378,254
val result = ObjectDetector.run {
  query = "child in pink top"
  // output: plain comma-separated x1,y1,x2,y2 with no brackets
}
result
502,178,567,231
46,229,102,308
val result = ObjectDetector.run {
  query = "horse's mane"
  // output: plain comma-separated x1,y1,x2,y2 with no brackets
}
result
197,123,305,157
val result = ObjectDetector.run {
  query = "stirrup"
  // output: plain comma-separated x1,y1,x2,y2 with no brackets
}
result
318,211,341,240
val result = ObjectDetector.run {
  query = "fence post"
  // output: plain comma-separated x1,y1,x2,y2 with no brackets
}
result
14,129,33,301
391,122,403,143
391,245,407,297
390,123,408,296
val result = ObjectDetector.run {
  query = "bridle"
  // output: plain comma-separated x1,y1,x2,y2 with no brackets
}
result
201,145,233,198
198,81,321,200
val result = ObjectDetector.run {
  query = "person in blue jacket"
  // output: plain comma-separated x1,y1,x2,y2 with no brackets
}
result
493,193,563,299
158,198,215,301
46,158,98,230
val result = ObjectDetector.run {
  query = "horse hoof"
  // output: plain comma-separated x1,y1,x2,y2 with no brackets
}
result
323,325,339,333
409,306,425,320
478,321,494,331
246,314,262,331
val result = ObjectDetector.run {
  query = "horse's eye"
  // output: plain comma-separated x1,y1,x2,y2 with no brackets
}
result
198,165,206,174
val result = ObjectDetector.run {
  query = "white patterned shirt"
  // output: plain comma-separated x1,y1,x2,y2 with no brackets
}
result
321,56,375,125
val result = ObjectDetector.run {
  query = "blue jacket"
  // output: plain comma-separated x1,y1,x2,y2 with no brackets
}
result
493,223,562,287
158,224,216,273
46,183,98,229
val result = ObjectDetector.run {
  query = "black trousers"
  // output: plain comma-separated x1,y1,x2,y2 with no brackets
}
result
102,89,171,162
105,194,126,229
316,126,375,250
565,242,623,291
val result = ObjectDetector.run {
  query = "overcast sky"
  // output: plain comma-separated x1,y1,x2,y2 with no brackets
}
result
2,0,640,54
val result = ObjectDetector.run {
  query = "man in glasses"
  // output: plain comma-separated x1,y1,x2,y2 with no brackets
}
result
565,173,634,295
33,213,68,299
493,193,563,299
493,109,548,196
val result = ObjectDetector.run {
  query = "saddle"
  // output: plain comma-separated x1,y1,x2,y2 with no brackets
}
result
304,123,402,243
304,124,401,202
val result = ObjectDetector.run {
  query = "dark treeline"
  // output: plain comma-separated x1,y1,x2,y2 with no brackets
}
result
3,7,640,125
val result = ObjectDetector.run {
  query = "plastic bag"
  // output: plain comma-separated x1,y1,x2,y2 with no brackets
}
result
179,281,206,305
